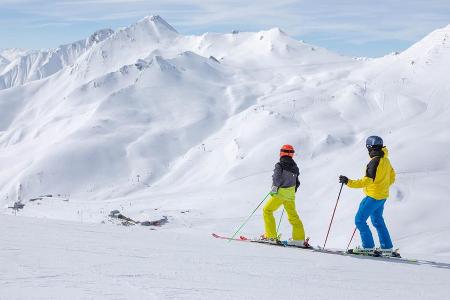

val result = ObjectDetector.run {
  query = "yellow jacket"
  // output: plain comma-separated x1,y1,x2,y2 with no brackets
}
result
347,147,395,200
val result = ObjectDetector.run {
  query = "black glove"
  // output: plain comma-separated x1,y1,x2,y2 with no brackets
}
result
339,175,349,185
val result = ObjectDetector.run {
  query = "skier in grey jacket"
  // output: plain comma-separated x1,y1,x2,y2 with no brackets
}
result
262,145,307,247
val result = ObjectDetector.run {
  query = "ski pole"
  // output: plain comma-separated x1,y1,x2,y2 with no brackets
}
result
276,209,285,238
229,192,271,242
322,182,344,249
346,227,357,251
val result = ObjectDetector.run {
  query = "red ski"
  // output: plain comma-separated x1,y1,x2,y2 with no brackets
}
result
211,233,250,242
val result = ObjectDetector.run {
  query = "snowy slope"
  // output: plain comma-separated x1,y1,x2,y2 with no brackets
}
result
0,48,31,64
0,15,355,202
0,14,450,277
2,215,449,300
0,29,114,89
0,55,9,73
0,49,31,74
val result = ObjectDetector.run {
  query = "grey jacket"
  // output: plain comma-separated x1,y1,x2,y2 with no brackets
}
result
272,156,300,191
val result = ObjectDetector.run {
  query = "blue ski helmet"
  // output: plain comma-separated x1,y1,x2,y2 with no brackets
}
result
366,136,383,149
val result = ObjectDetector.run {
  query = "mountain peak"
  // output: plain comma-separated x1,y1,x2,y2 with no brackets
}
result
0,48,31,61
88,29,114,44
138,15,178,33
399,23,450,59
267,27,286,35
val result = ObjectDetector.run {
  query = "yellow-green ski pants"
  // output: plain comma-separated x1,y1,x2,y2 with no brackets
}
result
263,195,305,240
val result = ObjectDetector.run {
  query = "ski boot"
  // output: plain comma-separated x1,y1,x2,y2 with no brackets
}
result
347,246,380,257
258,234,281,245
286,237,311,248
376,248,401,258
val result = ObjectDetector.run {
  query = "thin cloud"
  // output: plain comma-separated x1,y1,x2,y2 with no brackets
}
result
1,0,449,56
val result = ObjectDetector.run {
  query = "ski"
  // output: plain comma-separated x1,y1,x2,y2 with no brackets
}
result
240,235,286,247
212,233,418,263
240,235,314,249
211,233,249,242
315,246,418,263
346,248,401,258
213,233,313,249
212,233,286,246
310,246,418,263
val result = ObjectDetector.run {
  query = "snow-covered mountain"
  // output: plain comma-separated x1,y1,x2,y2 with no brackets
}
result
0,48,31,62
0,16,348,91
0,29,114,89
1,15,450,300
0,49,31,74
0,15,449,258
0,15,354,200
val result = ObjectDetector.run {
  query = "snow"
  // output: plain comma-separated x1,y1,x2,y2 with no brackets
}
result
0,48,31,62
0,30,114,89
2,215,449,299
1,15,450,299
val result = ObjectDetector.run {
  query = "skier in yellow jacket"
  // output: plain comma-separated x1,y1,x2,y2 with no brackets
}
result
339,136,396,255
262,145,308,247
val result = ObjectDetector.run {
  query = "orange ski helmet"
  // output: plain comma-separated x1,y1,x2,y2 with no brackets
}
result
280,144,295,157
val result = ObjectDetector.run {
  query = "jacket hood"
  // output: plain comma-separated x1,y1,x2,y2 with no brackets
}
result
382,146,389,157
279,156,299,175
368,146,389,158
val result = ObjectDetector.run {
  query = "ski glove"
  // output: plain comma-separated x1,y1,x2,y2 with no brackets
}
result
270,186,279,196
339,175,349,185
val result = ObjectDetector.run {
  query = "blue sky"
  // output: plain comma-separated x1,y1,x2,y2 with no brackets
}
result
1,0,449,57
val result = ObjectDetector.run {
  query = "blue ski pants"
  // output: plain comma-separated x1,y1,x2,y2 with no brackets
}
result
355,196,393,249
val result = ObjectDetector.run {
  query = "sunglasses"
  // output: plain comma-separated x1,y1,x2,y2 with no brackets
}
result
280,149,295,154
366,145,383,150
